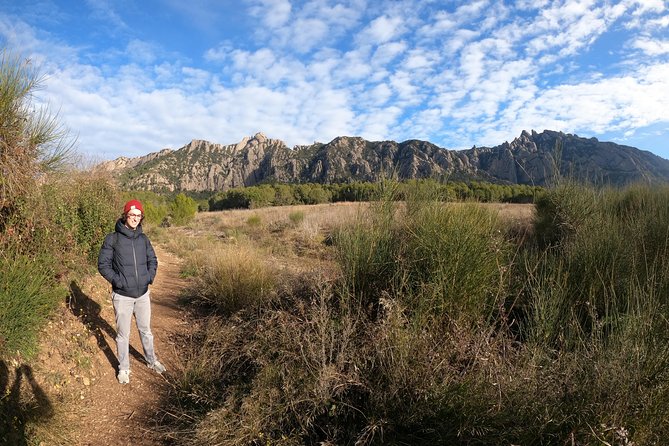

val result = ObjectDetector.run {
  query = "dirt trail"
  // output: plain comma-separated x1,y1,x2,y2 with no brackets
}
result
69,245,189,446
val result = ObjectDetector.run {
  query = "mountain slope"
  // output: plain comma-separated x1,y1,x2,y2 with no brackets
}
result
96,130,669,191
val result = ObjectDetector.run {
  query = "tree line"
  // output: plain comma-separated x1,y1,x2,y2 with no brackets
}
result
205,179,543,211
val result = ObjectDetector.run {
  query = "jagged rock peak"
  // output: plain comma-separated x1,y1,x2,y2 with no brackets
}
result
230,132,282,152
94,147,172,172
184,139,227,154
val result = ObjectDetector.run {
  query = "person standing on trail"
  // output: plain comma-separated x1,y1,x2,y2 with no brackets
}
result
97,199,166,384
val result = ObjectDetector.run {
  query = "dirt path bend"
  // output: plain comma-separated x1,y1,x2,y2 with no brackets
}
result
69,245,189,446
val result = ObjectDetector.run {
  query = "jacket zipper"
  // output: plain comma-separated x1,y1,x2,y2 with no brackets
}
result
132,237,139,285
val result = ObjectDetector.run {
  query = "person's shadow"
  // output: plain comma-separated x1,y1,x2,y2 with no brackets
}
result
0,361,54,446
68,281,144,371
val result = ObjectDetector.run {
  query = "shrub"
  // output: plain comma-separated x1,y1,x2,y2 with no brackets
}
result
1,51,73,251
273,184,296,206
515,183,669,441
333,186,509,322
0,52,72,230
527,183,669,345
288,211,305,226
143,201,169,226
533,182,595,248
0,52,118,359
246,214,261,227
331,200,401,309
170,193,198,226
295,184,331,205
0,254,65,357
187,243,276,314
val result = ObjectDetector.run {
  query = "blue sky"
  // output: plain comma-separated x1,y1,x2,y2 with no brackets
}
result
1,0,668,161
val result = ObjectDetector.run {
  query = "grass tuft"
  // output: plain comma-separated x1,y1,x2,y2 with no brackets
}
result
186,242,277,314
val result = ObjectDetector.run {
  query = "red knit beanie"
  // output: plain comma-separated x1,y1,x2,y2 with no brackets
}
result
123,199,144,214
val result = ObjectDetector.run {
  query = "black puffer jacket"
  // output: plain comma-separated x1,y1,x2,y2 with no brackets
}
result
98,219,158,298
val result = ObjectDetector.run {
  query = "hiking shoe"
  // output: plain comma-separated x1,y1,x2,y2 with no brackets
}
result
117,369,130,384
148,360,166,374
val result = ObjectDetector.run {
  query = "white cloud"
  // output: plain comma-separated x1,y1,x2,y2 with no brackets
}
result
371,41,407,66
302,0,365,30
247,0,292,28
647,14,669,28
512,0,550,9
85,0,127,30
479,2,510,32
363,82,393,104
388,71,422,105
631,0,666,15
246,0,364,53
358,15,405,46
356,106,403,141
204,43,233,63
632,37,669,55
403,48,438,70
453,0,489,23
471,62,669,149
332,48,374,82
441,28,480,55
288,17,331,53
126,40,158,64
418,10,457,37
181,66,212,91
459,43,486,89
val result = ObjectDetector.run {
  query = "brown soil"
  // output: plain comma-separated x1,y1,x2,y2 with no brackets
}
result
34,244,190,445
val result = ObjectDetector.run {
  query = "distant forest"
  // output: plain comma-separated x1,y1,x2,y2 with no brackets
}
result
196,179,544,211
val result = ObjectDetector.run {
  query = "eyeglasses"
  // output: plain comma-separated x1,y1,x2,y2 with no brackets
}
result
127,213,142,219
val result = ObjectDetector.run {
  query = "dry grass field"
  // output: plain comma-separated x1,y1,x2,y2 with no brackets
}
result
185,201,534,240
153,201,535,280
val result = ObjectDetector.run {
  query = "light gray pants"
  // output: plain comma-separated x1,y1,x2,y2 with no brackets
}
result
112,291,156,372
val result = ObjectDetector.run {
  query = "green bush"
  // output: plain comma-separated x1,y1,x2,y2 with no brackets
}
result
527,183,669,345
143,201,169,226
514,183,669,442
38,173,118,263
206,181,543,211
170,193,198,226
333,185,508,321
209,188,249,210
295,183,331,205
273,184,296,206
246,214,261,227
0,52,119,360
288,211,305,225
0,254,64,357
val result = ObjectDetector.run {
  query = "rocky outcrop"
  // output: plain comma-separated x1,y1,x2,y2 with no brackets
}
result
98,130,669,192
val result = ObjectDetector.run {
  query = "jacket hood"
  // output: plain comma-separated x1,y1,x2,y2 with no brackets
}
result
115,218,144,239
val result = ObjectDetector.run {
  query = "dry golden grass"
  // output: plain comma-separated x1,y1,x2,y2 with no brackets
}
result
195,202,369,232
194,201,533,232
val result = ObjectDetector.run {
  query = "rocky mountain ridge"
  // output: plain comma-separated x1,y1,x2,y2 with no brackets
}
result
97,130,669,191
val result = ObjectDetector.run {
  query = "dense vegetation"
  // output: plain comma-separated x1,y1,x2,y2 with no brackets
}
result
0,52,119,359
207,180,542,210
163,181,669,445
